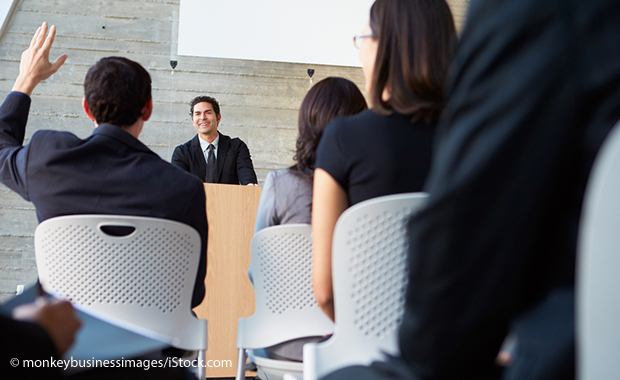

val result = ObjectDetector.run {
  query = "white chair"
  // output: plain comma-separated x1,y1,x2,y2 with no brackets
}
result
236,224,334,380
302,193,428,380
577,121,620,380
34,214,209,379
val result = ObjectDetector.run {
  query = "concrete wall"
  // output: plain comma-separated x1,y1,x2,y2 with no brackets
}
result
0,0,470,302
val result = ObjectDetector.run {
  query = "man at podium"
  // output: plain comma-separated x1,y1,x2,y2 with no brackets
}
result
172,96,258,185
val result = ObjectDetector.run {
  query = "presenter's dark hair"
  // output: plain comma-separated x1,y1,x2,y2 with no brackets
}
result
369,0,456,123
293,77,367,176
84,57,152,127
189,96,221,117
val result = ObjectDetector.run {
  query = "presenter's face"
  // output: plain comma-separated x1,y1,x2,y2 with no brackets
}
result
192,102,221,139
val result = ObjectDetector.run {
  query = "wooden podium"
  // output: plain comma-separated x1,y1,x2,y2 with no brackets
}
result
193,183,261,378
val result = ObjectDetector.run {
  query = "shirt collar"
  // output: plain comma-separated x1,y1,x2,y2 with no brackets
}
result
199,133,219,152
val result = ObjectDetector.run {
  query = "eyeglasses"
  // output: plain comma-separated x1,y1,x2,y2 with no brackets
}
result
353,34,374,49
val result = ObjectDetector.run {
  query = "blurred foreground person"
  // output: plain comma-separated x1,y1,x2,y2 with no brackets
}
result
0,23,204,380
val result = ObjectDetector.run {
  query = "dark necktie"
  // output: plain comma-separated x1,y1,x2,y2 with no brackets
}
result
206,144,217,183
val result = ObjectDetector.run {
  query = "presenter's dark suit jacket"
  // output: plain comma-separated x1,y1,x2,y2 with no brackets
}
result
171,133,258,185
324,1,620,380
0,92,207,308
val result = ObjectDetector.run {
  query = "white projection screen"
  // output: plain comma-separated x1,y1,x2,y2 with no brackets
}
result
178,0,375,67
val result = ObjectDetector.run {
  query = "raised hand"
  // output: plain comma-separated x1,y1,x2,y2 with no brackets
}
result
12,22,68,96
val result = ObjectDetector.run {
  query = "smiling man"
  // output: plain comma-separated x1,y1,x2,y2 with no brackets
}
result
171,96,258,185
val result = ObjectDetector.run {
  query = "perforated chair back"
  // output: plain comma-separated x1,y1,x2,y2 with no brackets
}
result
577,121,620,380
236,224,334,380
303,193,428,380
35,215,208,353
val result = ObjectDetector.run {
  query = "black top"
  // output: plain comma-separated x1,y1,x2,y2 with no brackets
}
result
315,109,435,206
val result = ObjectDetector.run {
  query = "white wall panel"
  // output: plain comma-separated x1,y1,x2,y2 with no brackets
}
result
178,0,374,67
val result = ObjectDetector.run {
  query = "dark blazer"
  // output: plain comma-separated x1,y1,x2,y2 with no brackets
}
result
0,92,207,308
171,133,258,185
1,315,61,379
399,1,620,380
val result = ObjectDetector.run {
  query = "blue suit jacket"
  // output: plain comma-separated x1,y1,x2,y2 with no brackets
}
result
171,133,258,185
0,92,207,308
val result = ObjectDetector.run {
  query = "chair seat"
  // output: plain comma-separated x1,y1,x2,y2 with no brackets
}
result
248,349,303,380
236,224,334,380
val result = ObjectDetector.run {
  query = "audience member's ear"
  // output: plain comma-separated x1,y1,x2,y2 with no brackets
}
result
82,98,96,122
142,99,153,122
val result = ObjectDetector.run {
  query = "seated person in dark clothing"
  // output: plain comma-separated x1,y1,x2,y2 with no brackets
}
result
311,0,457,321
0,25,207,309
0,22,204,380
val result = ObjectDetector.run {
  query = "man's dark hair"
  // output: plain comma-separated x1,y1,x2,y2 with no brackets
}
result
189,96,220,117
83,57,152,127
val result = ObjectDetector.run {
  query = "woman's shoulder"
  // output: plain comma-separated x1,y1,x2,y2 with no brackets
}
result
328,109,377,130
271,168,311,186
270,168,294,181
326,109,411,138
263,168,312,209
320,109,379,146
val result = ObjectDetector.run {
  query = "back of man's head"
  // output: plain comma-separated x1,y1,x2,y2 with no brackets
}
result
84,57,151,127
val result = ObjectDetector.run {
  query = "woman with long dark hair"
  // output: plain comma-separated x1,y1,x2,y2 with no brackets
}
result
312,0,457,321
254,77,367,232
250,77,366,362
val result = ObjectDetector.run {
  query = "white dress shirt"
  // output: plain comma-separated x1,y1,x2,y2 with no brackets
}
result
198,134,219,164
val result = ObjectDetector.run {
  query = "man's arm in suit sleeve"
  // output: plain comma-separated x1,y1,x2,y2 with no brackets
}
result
186,181,208,308
171,145,191,173
236,139,258,185
1,23,66,199
0,92,33,200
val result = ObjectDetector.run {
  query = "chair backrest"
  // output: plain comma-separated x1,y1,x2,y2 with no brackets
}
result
35,214,208,351
303,193,428,380
237,224,334,350
577,121,620,379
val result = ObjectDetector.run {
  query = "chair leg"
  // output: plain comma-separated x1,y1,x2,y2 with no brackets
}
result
235,348,247,380
197,350,206,380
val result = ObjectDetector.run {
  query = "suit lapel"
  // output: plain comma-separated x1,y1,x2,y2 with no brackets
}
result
216,133,229,182
191,135,207,181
